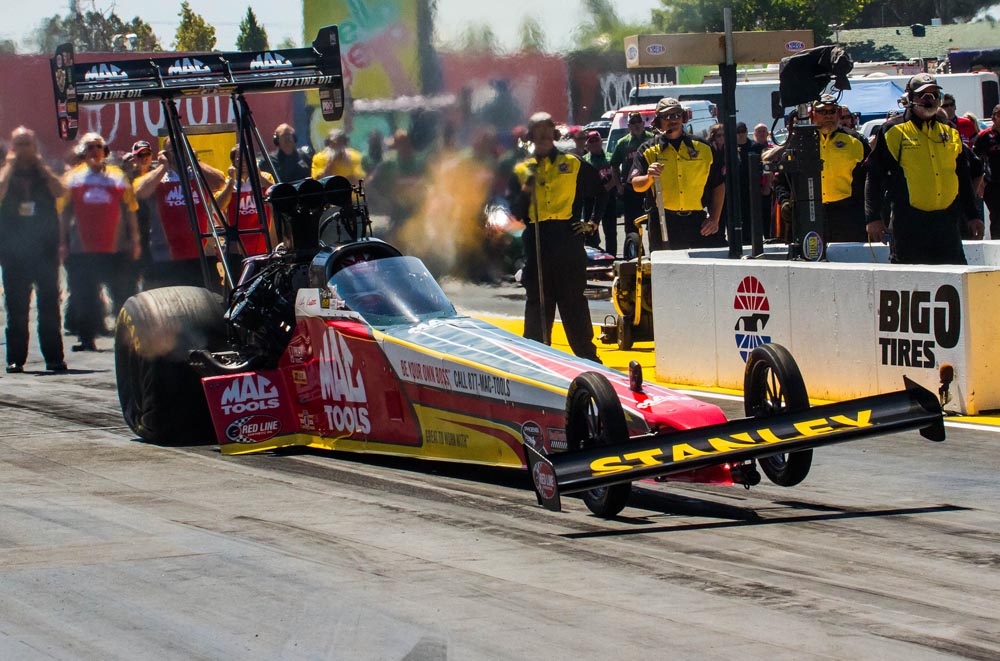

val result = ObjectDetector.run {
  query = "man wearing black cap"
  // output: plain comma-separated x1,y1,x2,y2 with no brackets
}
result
508,111,607,362
629,97,725,250
866,73,983,264
775,94,870,243
610,111,653,243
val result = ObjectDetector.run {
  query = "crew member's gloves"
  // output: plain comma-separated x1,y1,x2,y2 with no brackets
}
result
779,200,793,226
571,220,597,235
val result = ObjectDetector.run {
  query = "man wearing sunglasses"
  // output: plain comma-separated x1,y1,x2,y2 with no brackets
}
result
60,132,140,352
629,97,725,251
775,95,870,244
865,73,983,264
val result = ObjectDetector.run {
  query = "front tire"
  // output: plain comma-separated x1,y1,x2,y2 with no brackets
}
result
115,286,226,444
623,232,642,261
743,343,813,486
566,372,631,517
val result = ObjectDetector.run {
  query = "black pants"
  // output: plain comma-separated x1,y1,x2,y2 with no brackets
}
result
66,252,134,344
621,188,644,236
583,192,619,256
521,222,599,362
890,207,967,265
1,252,64,366
825,199,866,243
648,210,718,251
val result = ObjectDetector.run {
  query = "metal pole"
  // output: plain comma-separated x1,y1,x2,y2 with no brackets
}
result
748,151,764,257
531,181,549,346
721,8,743,258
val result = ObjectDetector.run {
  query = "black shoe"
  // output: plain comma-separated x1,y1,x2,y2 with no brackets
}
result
71,341,97,352
46,361,68,372
6,363,23,373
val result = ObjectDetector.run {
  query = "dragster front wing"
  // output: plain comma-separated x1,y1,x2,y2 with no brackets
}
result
526,378,944,512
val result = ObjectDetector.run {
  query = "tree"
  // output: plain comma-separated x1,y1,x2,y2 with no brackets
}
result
653,0,868,44
518,16,546,53
31,3,160,53
455,23,501,54
842,39,906,61
236,7,269,51
173,1,216,52
0,39,16,54
850,0,994,27
575,0,655,52
275,36,297,50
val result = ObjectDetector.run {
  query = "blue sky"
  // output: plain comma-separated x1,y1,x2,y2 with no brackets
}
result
6,1,663,52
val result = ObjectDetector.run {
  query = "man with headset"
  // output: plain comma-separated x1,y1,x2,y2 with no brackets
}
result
264,123,310,182
865,73,983,264
775,95,870,243
629,97,725,251
508,112,606,363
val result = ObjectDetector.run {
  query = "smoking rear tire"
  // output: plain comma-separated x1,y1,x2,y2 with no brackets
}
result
743,343,813,487
115,286,226,445
566,371,631,517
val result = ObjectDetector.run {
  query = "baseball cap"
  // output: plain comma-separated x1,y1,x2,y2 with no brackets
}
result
627,112,643,124
527,111,555,134
655,97,684,116
812,94,839,108
907,73,940,95
131,140,152,155
586,131,601,143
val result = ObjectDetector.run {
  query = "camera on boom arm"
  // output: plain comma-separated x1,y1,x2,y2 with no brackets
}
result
767,45,854,261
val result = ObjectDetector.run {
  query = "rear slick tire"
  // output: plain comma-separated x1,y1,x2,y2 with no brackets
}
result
743,343,813,487
566,371,631,517
115,286,226,444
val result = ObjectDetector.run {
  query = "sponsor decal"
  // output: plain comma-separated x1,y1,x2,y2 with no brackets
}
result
80,89,142,102
298,410,316,431
451,368,511,397
319,328,370,435
275,74,335,89
225,414,281,444
785,40,806,52
590,410,873,476
733,276,771,362
250,52,293,69
626,45,639,61
168,58,212,76
558,162,569,173
164,184,200,207
84,63,127,81
532,461,557,500
834,140,846,148
646,43,666,55
802,231,823,261
291,369,308,385
547,427,568,451
878,285,960,368
425,429,468,447
220,374,280,415
55,69,67,93
399,359,451,387
521,421,543,449
237,193,258,216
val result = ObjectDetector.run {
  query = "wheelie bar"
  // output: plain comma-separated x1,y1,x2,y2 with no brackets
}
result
526,377,944,512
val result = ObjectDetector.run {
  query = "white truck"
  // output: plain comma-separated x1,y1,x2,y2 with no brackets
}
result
629,71,999,130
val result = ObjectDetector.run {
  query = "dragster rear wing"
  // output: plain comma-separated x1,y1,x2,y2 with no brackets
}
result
51,26,345,141
526,378,944,512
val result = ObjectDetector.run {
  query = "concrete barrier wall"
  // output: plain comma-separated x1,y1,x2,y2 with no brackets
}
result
651,243,1000,414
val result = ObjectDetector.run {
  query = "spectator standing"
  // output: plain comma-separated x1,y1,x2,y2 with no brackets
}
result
0,127,67,372
264,123,310,182
133,138,226,289
362,130,384,174
214,145,275,257
60,132,140,352
839,106,859,130
568,127,588,157
776,95,870,243
866,74,983,264
629,98,725,251
311,129,365,185
973,104,1000,228
508,111,606,362
367,130,426,240
583,131,619,256
610,112,654,240
942,93,978,147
